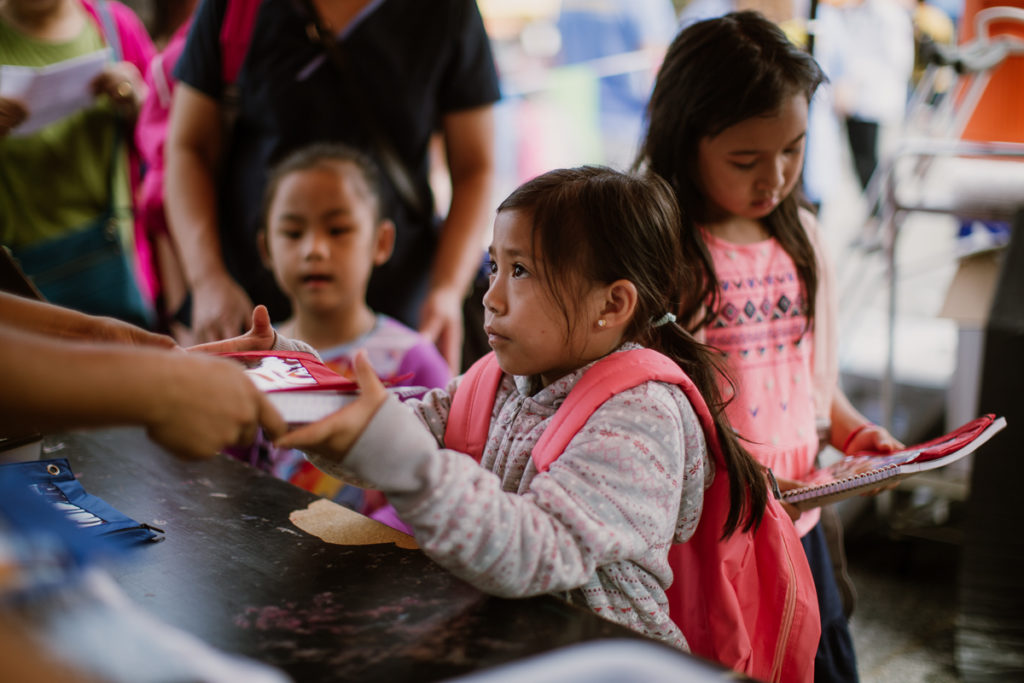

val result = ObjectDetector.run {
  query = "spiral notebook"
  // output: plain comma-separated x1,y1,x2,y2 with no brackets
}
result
781,414,1007,511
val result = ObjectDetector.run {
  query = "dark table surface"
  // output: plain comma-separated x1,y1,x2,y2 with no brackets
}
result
53,427,677,683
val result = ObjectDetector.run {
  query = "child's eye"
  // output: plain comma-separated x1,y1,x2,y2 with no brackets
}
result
328,225,352,237
512,263,528,278
281,229,302,240
487,260,497,275
731,161,756,171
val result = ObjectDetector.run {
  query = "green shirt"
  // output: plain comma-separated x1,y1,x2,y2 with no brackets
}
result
0,15,130,249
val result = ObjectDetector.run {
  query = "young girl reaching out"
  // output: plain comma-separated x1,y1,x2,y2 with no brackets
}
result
277,167,814,665
638,12,903,682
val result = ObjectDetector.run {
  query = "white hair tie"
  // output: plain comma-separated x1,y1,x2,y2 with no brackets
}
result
652,312,677,328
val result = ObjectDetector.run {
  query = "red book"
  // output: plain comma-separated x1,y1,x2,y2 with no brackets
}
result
221,350,425,425
781,414,1007,511
220,350,359,425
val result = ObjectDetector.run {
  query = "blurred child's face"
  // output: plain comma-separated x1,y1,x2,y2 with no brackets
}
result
264,163,392,316
696,92,808,222
483,210,606,387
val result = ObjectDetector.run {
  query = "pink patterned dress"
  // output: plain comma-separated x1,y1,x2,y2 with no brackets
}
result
703,231,822,536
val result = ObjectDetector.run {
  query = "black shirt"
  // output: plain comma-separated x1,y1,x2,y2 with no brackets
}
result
176,0,500,324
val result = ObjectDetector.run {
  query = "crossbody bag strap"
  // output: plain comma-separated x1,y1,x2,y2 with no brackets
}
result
296,0,430,222
91,0,122,63
531,349,709,472
88,0,125,221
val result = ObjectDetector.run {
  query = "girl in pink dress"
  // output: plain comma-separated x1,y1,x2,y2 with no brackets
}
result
638,11,902,683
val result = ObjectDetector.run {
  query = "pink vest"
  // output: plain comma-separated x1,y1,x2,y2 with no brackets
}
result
132,0,262,304
445,350,820,682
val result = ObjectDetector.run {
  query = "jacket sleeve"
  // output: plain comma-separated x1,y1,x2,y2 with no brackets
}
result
309,382,702,599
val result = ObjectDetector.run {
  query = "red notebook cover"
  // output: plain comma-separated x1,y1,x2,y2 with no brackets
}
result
220,351,359,393
849,413,997,462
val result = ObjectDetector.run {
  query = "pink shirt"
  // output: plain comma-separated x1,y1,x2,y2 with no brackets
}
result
704,230,823,536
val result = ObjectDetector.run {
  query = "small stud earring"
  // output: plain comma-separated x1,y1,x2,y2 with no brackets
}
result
597,319,607,328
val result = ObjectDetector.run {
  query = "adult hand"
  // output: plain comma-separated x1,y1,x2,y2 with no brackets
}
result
275,351,387,463
189,305,276,354
189,273,254,344
89,316,178,349
0,97,27,137
145,352,286,459
418,286,464,374
91,61,144,117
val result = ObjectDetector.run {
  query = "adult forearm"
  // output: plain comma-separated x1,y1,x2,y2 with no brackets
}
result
432,105,496,297
0,326,166,436
165,84,229,292
430,167,493,296
1,323,287,458
0,292,98,340
165,144,228,290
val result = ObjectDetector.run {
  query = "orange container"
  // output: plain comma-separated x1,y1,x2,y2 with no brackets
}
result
959,0,1024,143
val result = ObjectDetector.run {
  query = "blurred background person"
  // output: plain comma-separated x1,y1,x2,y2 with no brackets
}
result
555,0,677,169
0,0,155,328
165,0,500,375
814,0,915,195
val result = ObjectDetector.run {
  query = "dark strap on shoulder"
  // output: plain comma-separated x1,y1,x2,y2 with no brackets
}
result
444,349,725,473
532,349,723,472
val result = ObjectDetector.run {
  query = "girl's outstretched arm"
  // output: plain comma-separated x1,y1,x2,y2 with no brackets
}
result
285,376,701,607
275,352,389,463
802,208,902,455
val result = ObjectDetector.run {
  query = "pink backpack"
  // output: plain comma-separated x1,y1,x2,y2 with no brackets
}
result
445,350,820,682
134,0,261,309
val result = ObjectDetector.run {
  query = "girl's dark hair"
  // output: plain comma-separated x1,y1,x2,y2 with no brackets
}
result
261,141,387,231
498,166,766,536
637,11,827,333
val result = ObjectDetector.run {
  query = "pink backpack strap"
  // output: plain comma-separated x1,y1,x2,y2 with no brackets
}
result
444,350,712,470
220,0,262,85
444,353,503,460
532,349,718,471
